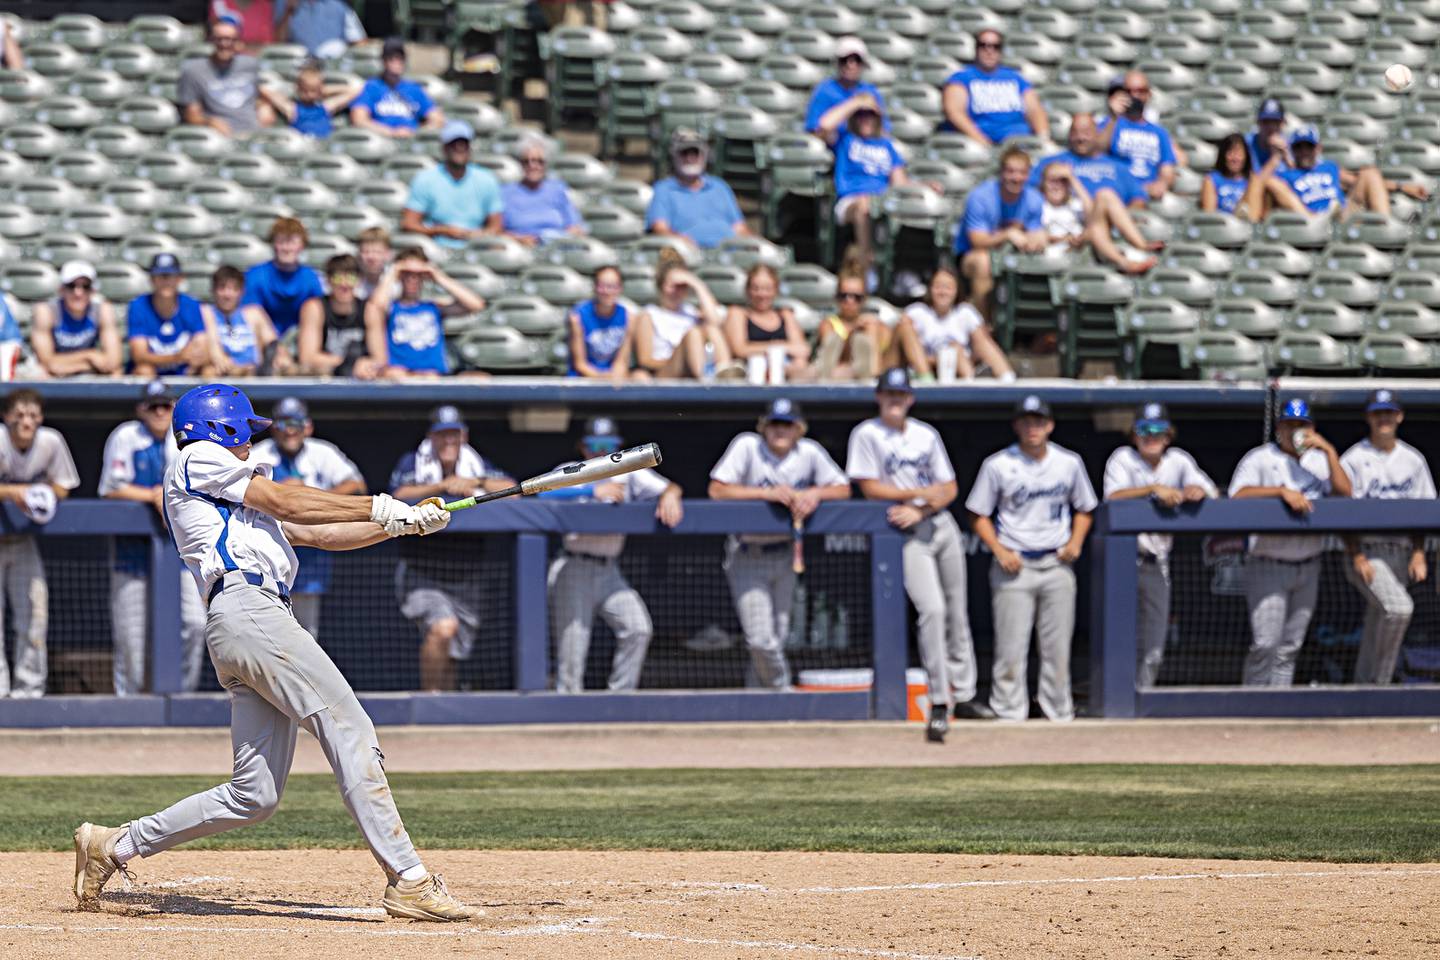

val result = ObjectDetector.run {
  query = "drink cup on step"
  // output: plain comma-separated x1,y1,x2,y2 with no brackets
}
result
746,354,768,384
0,342,20,382
766,344,788,385
937,342,959,384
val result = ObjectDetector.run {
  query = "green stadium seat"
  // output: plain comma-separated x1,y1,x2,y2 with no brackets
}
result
755,54,825,92
162,126,229,162
201,234,277,270
1226,269,1302,306
1052,265,1135,377
489,294,567,337
0,149,30,180
0,124,69,161
778,263,837,308
324,128,398,166
1399,242,1440,273
947,5,1010,34
98,178,163,215
9,176,84,215
315,205,390,242
1070,33,1138,66
442,263,506,302
184,180,255,215
925,34,974,64
1173,330,1268,380
1279,62,1347,98
653,0,720,35
1268,331,1355,374
1,261,61,301
25,42,87,78
541,235,621,275
463,234,538,274
1052,57,1121,93
350,180,409,216
1325,114,1389,148
712,105,780,196
1334,214,1411,252
30,231,104,264
778,296,819,333
1355,333,1440,375
456,325,553,373
1235,9,1299,42
473,152,522,183
46,151,118,187
1363,38,1428,74
586,179,653,217
1320,242,1395,279
299,155,369,190
1333,87,1402,122
797,6,865,36
300,235,356,269
546,152,611,192
1117,297,1203,378
758,132,833,239
57,204,136,241
43,13,109,52
921,131,992,169
518,264,591,305
578,205,645,245
1160,241,1234,277
230,204,296,238
1382,141,1440,177
904,55,963,89
857,33,919,68
1037,84,1103,118
1018,9,1081,39
702,27,771,63
64,69,135,107
1205,298,1284,338
1258,212,1332,251
1378,11,1440,46
258,43,310,79
96,260,151,303
707,235,790,270
1262,86,1328,122
678,52,748,89
149,204,222,240
214,153,285,190
773,29,834,64
695,263,748,304
1161,9,1224,41
0,69,55,104
1370,301,1440,339
270,181,342,214
1382,271,1440,310
1185,86,1252,123
1005,33,1067,66
124,15,195,53
142,67,181,103
1287,300,1367,337
1304,10,1369,43
1171,111,1238,143
870,5,937,39
622,235,703,268
888,109,934,144
733,79,803,120
619,264,658,304
906,158,975,196
725,2,792,35
443,99,505,138
380,155,434,184
77,123,150,163
624,25,695,60
94,43,166,81
1145,34,1214,68
110,96,180,134
1139,267,1218,307
0,204,47,241
117,232,183,265
245,127,313,163
1289,35,1356,69
1217,36,1284,69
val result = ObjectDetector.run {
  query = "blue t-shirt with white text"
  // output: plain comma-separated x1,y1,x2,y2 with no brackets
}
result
1105,116,1177,185
833,130,905,199
386,300,448,374
804,78,891,134
943,66,1033,143
125,294,206,374
1278,161,1345,213
1208,171,1250,215
351,76,433,131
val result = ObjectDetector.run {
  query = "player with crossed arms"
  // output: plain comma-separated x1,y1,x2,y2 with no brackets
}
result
1230,398,1352,687
73,383,481,922
966,395,1096,722
710,398,850,689
1341,389,1435,685
1102,402,1217,688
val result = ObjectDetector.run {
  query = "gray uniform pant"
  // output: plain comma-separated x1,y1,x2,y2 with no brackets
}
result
129,582,421,877
1344,546,1414,685
1242,556,1320,687
1135,557,1170,689
0,537,47,698
988,553,1076,722
290,593,321,639
548,553,652,693
723,540,795,690
902,512,976,704
111,571,207,696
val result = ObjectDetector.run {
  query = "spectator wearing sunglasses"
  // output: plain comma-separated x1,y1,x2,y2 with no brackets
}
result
1101,71,1180,201
645,128,748,249
30,261,123,378
501,134,586,246
804,36,891,136
942,30,1049,147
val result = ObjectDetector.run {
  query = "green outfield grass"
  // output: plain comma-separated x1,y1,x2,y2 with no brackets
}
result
5,766,1439,862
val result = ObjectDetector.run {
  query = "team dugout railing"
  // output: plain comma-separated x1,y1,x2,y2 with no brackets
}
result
1092,499,1440,719
0,500,907,728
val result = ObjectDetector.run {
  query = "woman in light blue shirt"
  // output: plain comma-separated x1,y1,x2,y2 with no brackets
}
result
501,135,586,245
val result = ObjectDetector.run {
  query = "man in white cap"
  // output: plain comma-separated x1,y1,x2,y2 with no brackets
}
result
400,119,504,249
804,37,891,137
645,128,749,249
30,261,124,378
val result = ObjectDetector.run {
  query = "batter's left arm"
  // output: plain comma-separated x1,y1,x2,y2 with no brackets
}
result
282,521,391,551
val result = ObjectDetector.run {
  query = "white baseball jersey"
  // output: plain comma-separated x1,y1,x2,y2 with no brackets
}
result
164,441,297,596
966,443,1099,553
1103,445,1218,559
846,417,957,507
560,467,671,559
903,302,983,354
713,432,848,543
0,425,80,490
1228,443,1332,561
98,421,178,496
252,438,363,491
1341,438,1436,549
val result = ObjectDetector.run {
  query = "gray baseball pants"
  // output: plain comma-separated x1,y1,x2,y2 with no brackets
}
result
1242,556,1320,687
902,512,976,704
1344,546,1414,685
548,553,652,693
290,592,321,639
0,537,47,698
723,541,794,689
111,571,207,696
128,580,422,878
988,553,1076,722
1135,557,1170,689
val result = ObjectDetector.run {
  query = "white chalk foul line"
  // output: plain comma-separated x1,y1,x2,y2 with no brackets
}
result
625,931,980,960
787,867,1440,894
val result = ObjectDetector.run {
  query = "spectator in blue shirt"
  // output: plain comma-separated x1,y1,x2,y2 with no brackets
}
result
1201,133,1272,221
364,247,485,379
955,148,1047,318
242,216,326,336
941,30,1049,147
1273,127,1352,217
401,119,505,248
1246,97,1288,174
502,134,586,245
1102,71,1179,200
349,36,443,138
126,254,212,377
645,128,749,249
276,0,366,59
259,63,361,139
804,36,890,136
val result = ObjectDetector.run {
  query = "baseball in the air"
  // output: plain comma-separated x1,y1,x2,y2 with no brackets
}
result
1385,64,1415,93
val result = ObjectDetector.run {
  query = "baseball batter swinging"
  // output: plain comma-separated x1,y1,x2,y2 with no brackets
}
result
73,383,481,922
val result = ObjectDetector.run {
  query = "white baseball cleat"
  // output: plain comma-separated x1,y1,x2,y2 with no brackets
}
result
382,873,484,922
73,822,132,909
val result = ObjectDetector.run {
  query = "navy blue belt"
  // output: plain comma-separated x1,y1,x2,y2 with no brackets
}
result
1020,550,1055,560
740,542,789,554
209,571,291,606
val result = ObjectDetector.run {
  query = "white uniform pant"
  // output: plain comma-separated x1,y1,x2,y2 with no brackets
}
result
548,553,652,693
722,540,795,690
1343,546,1414,685
290,593,321,640
1136,556,1170,688
1242,556,1320,687
988,553,1077,722
0,537,47,698
111,570,207,696
129,580,421,877
902,512,976,704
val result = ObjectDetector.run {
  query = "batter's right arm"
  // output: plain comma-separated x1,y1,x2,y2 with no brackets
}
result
244,474,401,526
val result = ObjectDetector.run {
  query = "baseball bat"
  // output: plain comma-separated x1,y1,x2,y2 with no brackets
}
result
792,517,805,575
442,443,663,511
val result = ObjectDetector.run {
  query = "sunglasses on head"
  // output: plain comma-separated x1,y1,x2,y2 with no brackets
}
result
837,291,864,302
586,437,621,453
64,280,92,291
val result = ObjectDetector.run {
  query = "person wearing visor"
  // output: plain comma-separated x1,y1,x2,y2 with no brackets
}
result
1102,403,1217,688
30,260,123,378
1340,390,1436,685
543,417,682,693
126,254,212,378
252,397,366,639
645,128,748,249
401,119,504,248
1230,398,1352,686
804,36,891,136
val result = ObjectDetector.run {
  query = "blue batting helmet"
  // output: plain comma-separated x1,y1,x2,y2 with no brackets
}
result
173,383,272,448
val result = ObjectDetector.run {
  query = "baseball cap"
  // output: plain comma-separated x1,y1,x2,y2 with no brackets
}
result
429,404,466,433
582,416,622,448
1257,97,1285,121
763,397,804,423
1289,125,1320,147
1278,398,1313,422
381,36,406,60
440,119,474,145
149,252,182,276
273,396,309,425
1366,389,1402,413
1013,394,1054,419
670,127,706,153
876,366,913,394
215,13,242,29
1134,401,1170,432
59,260,96,285
139,380,173,406
835,36,869,62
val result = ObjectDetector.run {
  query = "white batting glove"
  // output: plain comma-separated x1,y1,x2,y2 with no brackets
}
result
370,492,409,527
381,511,415,538
414,497,451,536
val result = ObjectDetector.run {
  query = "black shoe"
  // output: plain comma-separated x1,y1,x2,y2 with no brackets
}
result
953,698,997,721
925,704,949,743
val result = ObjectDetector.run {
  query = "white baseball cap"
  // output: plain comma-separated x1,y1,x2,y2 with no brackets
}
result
59,260,96,285
835,37,868,62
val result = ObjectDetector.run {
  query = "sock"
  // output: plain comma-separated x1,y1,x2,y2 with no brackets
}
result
112,827,139,865
398,864,427,882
